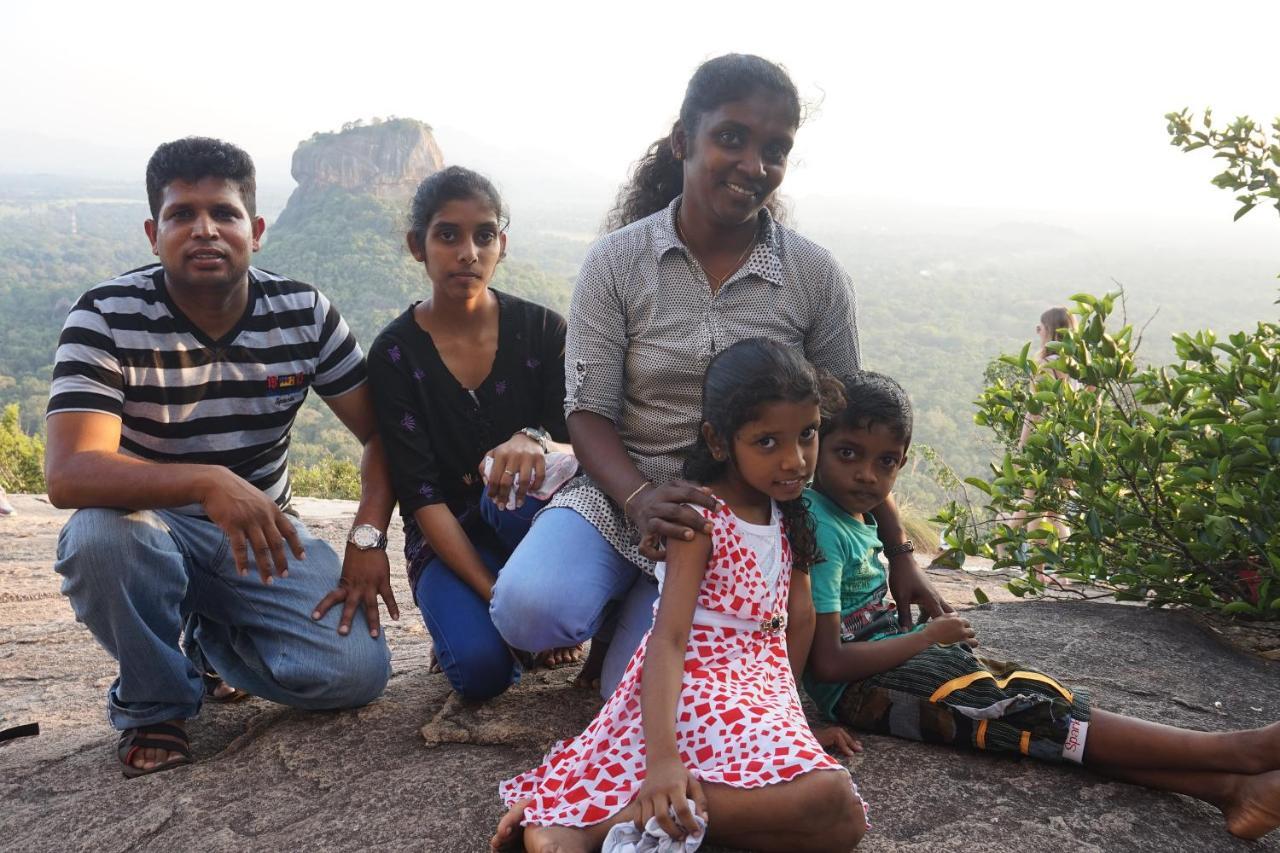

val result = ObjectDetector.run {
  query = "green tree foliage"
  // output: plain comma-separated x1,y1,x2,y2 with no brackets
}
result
0,194,151,432
937,293,1279,616
0,404,45,492
1166,109,1280,222
940,111,1280,616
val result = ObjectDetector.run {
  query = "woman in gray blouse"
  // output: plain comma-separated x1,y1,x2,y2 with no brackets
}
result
490,53,951,697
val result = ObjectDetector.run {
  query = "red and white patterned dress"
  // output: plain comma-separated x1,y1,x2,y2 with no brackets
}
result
500,501,857,827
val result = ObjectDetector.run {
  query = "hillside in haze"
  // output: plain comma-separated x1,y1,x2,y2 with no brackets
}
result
1,118,1276,503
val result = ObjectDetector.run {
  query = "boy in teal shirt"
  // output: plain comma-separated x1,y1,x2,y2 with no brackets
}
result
801,371,1280,841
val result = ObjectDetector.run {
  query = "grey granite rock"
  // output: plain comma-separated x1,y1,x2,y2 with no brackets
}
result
1,495,1276,852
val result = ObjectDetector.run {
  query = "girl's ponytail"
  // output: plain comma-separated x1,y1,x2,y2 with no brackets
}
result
779,496,820,575
605,136,684,232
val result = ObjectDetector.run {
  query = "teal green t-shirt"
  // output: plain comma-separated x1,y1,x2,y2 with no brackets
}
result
803,488,916,718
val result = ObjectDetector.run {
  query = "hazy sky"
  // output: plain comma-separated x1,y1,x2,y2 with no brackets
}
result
4,0,1279,233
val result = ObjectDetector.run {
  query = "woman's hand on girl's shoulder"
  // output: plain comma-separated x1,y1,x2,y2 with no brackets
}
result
627,479,719,560
633,757,708,840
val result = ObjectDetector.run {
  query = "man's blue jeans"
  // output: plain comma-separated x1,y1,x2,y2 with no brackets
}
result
55,507,391,731
490,508,659,699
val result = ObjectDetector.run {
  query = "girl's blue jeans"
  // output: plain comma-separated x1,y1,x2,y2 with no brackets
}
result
413,497,658,702
54,507,391,731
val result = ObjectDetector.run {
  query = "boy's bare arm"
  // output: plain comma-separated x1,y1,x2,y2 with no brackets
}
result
807,611,974,684
869,493,954,628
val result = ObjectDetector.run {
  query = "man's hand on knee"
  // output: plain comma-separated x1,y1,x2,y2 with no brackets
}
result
311,546,399,638
199,468,305,583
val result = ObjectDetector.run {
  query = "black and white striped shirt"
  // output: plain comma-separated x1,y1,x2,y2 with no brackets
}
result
549,195,861,575
47,264,366,513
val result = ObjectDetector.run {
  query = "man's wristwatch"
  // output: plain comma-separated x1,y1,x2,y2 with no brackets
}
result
518,426,550,453
883,539,915,558
348,524,387,551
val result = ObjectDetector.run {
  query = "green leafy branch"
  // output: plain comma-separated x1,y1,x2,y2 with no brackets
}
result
1166,108,1280,222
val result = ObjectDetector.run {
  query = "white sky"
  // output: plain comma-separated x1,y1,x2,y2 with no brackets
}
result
3,0,1279,232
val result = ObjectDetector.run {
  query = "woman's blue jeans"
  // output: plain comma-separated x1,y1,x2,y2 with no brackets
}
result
489,508,659,700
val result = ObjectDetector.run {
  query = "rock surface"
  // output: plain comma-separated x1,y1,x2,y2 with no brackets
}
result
286,118,443,204
1,493,1277,852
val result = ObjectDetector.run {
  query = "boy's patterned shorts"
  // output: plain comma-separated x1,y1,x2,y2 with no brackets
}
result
834,643,1092,763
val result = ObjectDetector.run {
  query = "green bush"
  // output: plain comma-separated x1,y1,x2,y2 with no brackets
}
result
0,403,45,493
290,457,361,501
936,293,1280,617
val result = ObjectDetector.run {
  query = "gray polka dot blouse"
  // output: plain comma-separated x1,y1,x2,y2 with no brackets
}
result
549,195,861,576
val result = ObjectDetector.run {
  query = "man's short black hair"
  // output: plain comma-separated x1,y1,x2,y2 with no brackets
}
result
145,137,257,219
822,371,914,449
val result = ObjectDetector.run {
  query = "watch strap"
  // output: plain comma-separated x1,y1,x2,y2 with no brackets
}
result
519,427,550,453
883,539,915,558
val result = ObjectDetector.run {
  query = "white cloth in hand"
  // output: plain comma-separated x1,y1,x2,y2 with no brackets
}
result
600,799,706,853
482,451,579,510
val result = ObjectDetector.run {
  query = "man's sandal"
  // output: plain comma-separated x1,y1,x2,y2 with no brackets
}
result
117,722,192,779
202,671,250,703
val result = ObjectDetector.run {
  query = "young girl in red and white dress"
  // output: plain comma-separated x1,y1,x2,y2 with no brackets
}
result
493,338,866,852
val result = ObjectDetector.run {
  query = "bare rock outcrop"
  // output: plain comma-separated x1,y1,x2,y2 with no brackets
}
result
277,118,443,225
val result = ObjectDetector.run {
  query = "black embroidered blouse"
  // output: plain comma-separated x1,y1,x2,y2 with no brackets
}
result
368,289,569,529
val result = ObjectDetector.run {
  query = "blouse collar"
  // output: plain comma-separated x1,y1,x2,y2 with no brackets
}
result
653,195,783,287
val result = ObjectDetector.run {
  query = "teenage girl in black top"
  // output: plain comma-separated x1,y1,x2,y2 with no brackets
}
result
368,167,575,700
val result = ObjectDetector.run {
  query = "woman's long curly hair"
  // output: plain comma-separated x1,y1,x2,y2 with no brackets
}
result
683,338,844,574
605,54,802,232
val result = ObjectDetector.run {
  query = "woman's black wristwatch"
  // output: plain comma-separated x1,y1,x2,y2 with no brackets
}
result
518,427,550,453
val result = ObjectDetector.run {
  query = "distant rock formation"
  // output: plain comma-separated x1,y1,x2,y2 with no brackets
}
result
276,119,443,226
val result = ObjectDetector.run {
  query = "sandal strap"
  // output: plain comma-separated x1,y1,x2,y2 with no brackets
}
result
123,735,192,758
124,721,187,741
118,723,192,759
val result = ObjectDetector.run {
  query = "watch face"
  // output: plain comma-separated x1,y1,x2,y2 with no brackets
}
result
352,526,379,548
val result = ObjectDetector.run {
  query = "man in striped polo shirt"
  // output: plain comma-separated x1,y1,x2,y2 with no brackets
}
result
45,137,398,778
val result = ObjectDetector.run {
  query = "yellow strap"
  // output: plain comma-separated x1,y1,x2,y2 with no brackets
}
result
976,720,988,750
929,669,1073,703
998,671,1073,703
928,671,993,702
1019,731,1031,755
